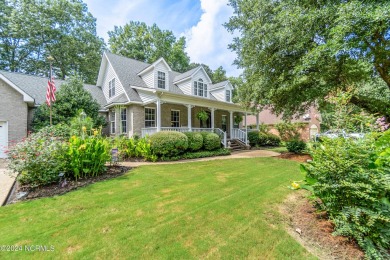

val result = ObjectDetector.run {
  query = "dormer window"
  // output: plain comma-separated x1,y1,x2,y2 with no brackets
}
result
193,79,207,97
109,78,115,98
157,71,166,89
225,90,231,102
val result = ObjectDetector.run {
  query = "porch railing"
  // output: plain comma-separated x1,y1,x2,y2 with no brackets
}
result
214,128,227,147
141,127,157,137
161,127,189,132
231,128,248,145
192,128,213,132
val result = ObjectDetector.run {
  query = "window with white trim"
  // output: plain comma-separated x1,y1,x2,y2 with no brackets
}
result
225,90,231,102
193,79,207,97
109,78,116,98
157,71,166,89
110,110,115,134
145,108,156,128
171,110,180,127
121,108,127,133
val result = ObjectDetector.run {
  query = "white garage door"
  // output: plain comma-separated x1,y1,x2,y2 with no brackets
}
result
0,121,8,158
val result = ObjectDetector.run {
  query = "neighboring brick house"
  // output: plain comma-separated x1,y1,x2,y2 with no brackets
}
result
0,52,247,157
244,108,321,141
0,71,106,158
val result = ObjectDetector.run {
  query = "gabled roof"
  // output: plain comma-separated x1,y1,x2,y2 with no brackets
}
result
173,67,199,83
137,57,172,75
210,80,229,90
0,70,106,109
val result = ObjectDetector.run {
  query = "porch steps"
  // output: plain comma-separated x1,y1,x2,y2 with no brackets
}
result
228,139,247,151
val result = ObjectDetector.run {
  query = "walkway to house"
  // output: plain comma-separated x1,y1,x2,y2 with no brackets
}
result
120,149,280,168
0,160,16,206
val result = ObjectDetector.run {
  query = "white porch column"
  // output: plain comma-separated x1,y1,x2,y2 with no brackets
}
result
256,112,260,130
229,111,233,136
210,108,215,129
187,105,193,131
156,99,161,132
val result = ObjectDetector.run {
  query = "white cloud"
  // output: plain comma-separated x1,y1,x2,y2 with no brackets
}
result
185,0,241,77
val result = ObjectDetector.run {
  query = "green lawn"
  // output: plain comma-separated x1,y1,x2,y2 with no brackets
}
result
0,158,314,259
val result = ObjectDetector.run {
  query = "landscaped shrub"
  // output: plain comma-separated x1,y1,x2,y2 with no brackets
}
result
150,131,188,157
66,135,111,180
248,131,260,146
275,122,306,141
257,133,282,147
266,133,281,146
184,132,203,151
301,133,390,259
160,148,231,161
286,139,306,153
7,126,68,188
203,132,221,151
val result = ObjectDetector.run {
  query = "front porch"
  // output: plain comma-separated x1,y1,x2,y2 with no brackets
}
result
139,101,251,147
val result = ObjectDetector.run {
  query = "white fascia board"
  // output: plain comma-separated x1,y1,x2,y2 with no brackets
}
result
137,65,154,76
96,53,108,87
104,58,131,103
197,66,213,83
0,74,34,103
158,91,246,112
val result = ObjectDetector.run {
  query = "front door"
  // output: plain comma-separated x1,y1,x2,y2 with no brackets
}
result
0,121,8,158
222,115,227,132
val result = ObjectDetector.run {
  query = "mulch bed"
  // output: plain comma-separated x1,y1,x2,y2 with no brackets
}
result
280,191,365,259
8,165,131,203
275,152,312,163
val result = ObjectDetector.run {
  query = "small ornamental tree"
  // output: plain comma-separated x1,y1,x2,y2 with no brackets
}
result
32,77,106,131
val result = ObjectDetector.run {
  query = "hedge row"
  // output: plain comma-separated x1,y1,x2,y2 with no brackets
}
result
150,131,221,158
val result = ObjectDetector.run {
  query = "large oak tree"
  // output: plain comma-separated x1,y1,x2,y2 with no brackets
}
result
225,0,390,117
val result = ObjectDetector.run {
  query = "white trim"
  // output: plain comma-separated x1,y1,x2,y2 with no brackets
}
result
138,57,172,76
173,66,212,84
104,53,131,102
0,74,34,103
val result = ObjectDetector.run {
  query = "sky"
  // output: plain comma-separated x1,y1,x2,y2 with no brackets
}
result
83,0,242,77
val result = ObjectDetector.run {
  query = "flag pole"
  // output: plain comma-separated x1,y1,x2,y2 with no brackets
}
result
49,62,52,126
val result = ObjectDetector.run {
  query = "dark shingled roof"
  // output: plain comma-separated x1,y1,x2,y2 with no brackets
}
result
0,70,106,109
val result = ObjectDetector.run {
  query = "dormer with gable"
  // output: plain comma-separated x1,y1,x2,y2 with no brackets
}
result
138,57,171,91
209,80,234,103
173,66,212,98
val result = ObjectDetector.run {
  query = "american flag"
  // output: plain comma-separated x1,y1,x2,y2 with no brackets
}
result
46,69,56,106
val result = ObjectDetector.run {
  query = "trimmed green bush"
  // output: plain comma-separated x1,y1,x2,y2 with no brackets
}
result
160,148,231,161
286,139,306,153
266,133,281,146
248,131,260,146
203,132,221,151
150,131,188,157
184,132,203,151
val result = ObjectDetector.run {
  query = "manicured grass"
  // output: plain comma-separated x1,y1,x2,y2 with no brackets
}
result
265,146,288,153
0,158,313,259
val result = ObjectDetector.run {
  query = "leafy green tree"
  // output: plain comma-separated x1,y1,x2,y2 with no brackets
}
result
108,21,190,72
0,0,105,84
32,77,106,131
225,0,390,117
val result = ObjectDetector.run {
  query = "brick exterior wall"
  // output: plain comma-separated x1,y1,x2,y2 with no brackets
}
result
0,79,28,144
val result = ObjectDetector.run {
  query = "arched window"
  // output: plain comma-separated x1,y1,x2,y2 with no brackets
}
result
193,78,207,97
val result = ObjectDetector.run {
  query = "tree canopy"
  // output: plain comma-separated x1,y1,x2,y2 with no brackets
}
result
225,0,390,117
32,77,105,131
108,21,191,73
0,0,105,84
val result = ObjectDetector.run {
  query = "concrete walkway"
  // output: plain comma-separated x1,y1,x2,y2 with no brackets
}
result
120,149,280,168
0,159,16,206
